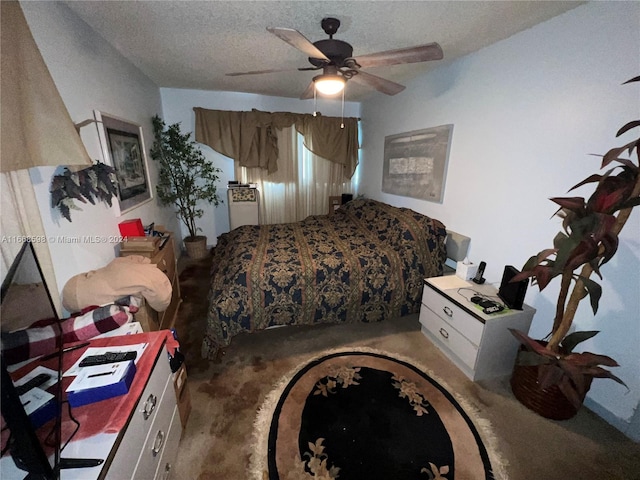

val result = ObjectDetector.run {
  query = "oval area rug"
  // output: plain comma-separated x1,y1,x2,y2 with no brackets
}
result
251,350,505,480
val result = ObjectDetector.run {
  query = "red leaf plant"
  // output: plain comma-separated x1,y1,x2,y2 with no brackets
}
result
509,76,640,408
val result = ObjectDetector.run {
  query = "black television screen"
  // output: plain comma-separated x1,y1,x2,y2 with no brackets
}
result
1,241,61,479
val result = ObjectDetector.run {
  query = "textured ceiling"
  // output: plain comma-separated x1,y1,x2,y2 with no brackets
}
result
64,1,583,101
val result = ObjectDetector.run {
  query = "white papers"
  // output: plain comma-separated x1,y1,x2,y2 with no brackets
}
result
64,343,148,377
20,387,54,415
14,366,58,391
13,367,57,416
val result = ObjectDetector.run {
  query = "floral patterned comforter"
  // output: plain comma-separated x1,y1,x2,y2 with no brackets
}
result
202,199,447,359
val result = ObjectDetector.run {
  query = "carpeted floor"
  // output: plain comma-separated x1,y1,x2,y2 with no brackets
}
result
171,255,640,480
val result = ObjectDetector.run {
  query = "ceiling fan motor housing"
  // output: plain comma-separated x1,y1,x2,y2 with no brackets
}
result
229,15,441,97
309,39,353,67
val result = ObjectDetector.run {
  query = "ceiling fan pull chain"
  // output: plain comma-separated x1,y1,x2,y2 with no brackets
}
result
341,87,345,128
313,86,317,116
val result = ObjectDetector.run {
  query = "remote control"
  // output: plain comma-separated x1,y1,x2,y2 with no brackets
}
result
16,373,51,396
79,351,137,367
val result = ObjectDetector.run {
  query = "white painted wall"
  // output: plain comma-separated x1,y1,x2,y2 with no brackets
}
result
18,2,180,309
360,1,640,436
160,89,361,243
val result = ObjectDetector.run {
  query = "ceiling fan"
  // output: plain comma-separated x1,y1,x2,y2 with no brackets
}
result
226,17,443,99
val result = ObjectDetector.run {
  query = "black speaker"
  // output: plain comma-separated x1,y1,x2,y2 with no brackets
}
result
341,193,353,204
498,265,528,310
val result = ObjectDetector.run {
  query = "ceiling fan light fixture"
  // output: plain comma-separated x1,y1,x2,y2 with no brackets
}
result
313,74,346,96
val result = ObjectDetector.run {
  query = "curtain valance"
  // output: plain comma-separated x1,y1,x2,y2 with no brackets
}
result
193,108,359,178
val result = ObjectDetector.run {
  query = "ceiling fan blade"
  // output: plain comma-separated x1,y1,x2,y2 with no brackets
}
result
227,65,322,77
356,42,443,68
299,81,315,100
267,27,330,61
350,70,406,96
226,67,299,77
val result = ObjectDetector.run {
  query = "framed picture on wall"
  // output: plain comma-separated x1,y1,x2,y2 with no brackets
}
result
382,124,454,203
94,110,152,215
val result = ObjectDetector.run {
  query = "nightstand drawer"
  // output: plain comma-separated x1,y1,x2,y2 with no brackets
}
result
422,285,483,345
420,307,479,371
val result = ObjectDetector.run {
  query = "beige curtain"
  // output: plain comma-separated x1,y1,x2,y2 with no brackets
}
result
0,1,92,173
194,108,359,178
237,127,358,224
296,113,359,179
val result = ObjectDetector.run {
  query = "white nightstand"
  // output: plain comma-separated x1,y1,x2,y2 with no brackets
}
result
419,275,536,381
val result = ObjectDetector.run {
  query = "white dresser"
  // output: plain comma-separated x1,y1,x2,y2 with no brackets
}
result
0,332,182,480
106,346,182,480
419,276,536,381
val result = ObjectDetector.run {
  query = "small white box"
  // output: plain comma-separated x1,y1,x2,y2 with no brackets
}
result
456,261,478,281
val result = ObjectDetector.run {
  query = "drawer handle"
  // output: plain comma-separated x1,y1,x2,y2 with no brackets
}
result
152,430,165,456
162,463,172,480
442,306,453,318
439,327,449,339
141,393,157,420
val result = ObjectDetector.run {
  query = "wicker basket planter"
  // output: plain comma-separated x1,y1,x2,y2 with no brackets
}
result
510,345,592,421
184,235,209,259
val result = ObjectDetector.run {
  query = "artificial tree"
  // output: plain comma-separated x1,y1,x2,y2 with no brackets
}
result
509,76,640,418
150,115,223,258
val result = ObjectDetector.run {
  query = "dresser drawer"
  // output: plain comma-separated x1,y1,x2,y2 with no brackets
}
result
132,378,177,480
153,248,175,282
106,352,171,479
420,307,479,371
422,285,483,345
153,406,182,480
158,276,181,330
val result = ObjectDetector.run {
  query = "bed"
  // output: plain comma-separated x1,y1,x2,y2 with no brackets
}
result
202,199,448,359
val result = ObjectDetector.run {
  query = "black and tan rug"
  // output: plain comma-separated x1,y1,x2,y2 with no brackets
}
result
251,349,506,480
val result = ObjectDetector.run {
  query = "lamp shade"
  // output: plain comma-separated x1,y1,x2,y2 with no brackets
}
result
1,1,92,173
313,74,346,96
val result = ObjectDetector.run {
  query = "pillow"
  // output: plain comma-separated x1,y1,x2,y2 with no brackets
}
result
62,255,171,312
1,300,136,366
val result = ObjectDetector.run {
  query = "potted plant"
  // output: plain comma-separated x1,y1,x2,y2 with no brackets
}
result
509,76,640,420
150,115,223,259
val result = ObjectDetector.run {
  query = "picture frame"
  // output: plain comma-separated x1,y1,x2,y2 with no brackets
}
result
94,110,152,215
382,124,453,203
